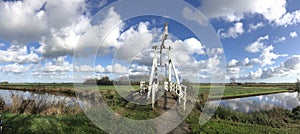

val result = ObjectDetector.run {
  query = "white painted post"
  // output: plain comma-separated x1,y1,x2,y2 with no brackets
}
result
168,46,172,92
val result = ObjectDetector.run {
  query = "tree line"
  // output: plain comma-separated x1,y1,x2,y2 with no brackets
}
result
84,76,113,85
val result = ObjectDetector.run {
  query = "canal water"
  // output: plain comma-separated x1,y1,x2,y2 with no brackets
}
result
0,89,78,107
210,92,300,113
1,89,299,113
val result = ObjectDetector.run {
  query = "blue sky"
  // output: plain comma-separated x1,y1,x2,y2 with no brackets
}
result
0,0,300,83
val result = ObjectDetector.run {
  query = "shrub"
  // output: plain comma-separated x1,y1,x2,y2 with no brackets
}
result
213,107,293,128
296,79,300,92
292,106,300,119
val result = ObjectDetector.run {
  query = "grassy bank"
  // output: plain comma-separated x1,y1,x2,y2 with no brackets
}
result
197,85,292,100
0,84,299,133
0,85,75,95
186,106,300,133
0,84,294,100
1,113,104,134
2,106,300,133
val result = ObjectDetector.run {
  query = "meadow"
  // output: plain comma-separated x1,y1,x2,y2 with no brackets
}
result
0,83,299,133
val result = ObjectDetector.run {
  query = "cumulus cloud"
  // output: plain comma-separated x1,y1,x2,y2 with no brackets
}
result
206,48,224,56
199,0,300,26
275,10,300,27
0,0,226,83
226,67,241,77
245,35,269,53
197,55,222,74
240,55,300,80
0,63,32,74
227,44,289,79
283,55,300,70
0,0,90,58
0,0,87,44
45,0,87,29
218,22,244,38
129,64,150,76
38,16,90,58
290,31,298,38
0,0,48,43
75,65,105,73
248,22,264,32
0,45,40,64
105,63,128,74
227,57,259,68
43,56,73,72
76,7,123,57
182,6,208,26
114,22,155,62
274,36,286,43
183,38,206,55
259,45,287,67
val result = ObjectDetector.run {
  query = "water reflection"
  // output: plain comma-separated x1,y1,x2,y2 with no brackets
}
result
0,89,78,107
210,92,300,113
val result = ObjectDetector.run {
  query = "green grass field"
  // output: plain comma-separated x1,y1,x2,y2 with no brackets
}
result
2,106,300,133
0,83,298,133
1,113,104,134
1,83,293,100
193,84,292,99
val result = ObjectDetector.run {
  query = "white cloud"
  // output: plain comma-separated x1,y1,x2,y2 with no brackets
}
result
182,6,208,26
227,57,258,68
290,31,298,38
162,37,206,67
0,0,87,44
184,38,206,55
227,67,241,77
199,0,300,27
114,22,155,61
274,36,286,43
275,10,300,27
0,45,40,64
206,48,224,56
75,65,105,73
129,36,206,68
38,15,90,58
247,68,263,79
200,0,286,21
248,22,264,32
245,35,269,53
105,63,128,74
76,7,123,57
38,6,124,58
198,55,221,73
43,56,73,72
228,59,239,67
0,63,32,74
218,22,244,38
129,64,150,76
283,55,300,70
44,0,87,29
240,55,300,80
0,1,227,83
0,0,48,43
0,0,89,58
259,45,287,67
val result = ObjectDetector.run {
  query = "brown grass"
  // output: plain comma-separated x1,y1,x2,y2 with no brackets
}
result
3,93,82,115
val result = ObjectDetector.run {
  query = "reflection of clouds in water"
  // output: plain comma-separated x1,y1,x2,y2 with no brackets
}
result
212,92,300,113
228,102,237,110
